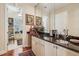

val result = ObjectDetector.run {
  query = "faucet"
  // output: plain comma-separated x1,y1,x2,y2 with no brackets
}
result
63,29,69,41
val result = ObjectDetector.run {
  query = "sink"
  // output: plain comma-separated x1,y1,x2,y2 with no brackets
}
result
56,39,69,44
44,37,50,40
43,37,54,42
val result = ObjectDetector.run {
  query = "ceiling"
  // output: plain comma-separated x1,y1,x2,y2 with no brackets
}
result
37,3,70,14
29,3,70,8
14,3,71,14
28,3,71,15
7,3,72,15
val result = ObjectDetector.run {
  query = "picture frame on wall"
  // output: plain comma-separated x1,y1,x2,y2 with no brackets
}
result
36,16,42,26
25,14,34,25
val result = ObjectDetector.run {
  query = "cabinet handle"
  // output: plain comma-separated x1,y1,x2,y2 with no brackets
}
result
53,45,58,49
53,45,56,48
56,46,58,49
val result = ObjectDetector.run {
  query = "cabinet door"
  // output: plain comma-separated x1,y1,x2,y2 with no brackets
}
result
38,41,45,56
57,45,79,56
32,36,37,55
32,39,36,54
35,38,45,56
45,41,56,56
36,42,42,56
66,49,79,56
32,36,45,56
57,46,67,56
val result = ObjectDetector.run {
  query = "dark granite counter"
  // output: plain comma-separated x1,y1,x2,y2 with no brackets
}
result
27,32,79,53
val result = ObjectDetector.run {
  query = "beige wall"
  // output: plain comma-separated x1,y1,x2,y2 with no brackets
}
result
67,4,79,36
0,4,7,54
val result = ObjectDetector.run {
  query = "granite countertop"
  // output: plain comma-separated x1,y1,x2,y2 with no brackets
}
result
27,32,79,53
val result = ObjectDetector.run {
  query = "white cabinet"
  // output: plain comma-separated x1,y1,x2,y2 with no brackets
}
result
37,38,45,56
32,37,37,55
32,36,57,56
32,36,39,55
66,48,79,56
36,41,45,56
57,45,68,56
45,41,57,56
32,36,79,56
57,45,79,56
32,36,45,56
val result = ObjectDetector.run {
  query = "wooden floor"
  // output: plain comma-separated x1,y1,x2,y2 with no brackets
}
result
0,47,35,56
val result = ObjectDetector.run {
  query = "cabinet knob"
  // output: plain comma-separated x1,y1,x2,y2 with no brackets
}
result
56,46,58,49
53,45,56,48
53,45,58,49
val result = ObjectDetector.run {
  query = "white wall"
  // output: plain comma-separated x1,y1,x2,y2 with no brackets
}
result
50,4,79,36
55,11,68,34
0,4,7,55
49,13,54,30
42,15,49,33
67,4,79,36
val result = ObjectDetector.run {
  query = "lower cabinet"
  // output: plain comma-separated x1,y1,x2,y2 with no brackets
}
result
57,45,79,56
66,49,79,56
37,42,45,56
32,36,79,56
32,36,45,56
45,41,57,56
32,37,37,55
56,46,67,56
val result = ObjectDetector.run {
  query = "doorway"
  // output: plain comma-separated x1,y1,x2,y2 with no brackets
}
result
5,4,23,51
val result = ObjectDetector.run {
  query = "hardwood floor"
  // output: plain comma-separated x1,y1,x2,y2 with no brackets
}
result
0,50,14,56
0,47,35,56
